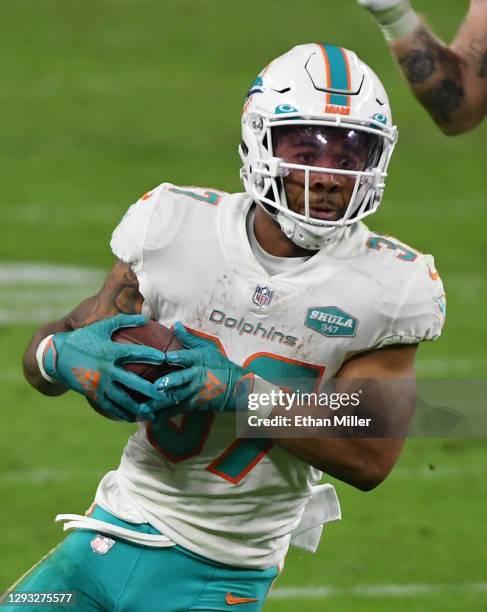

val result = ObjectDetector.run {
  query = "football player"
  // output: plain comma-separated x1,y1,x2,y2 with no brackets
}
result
358,0,487,134
11,44,445,611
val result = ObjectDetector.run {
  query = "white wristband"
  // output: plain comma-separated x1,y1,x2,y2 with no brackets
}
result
35,334,58,384
363,1,420,41
381,7,419,41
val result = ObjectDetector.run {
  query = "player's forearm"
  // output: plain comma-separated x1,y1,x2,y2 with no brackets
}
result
23,293,103,395
23,261,144,397
275,435,400,491
272,402,402,490
23,321,71,396
390,25,470,134
252,372,412,490
249,391,401,490
360,0,484,133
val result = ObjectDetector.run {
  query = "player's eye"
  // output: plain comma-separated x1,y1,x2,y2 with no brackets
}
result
337,157,354,170
335,153,364,171
293,148,318,164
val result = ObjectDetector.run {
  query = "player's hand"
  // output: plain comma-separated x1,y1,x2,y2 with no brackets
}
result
358,0,408,11
148,322,254,415
358,0,418,40
42,314,166,421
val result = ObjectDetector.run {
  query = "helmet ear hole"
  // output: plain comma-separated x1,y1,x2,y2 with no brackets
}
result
254,174,265,192
240,140,249,156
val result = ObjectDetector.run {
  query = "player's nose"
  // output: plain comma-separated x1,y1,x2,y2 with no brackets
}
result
309,170,342,193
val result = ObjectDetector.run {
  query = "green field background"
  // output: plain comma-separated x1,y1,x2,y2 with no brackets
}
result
1,1,486,610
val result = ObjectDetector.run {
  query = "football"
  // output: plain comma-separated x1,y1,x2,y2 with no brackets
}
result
112,320,182,385
89,321,182,419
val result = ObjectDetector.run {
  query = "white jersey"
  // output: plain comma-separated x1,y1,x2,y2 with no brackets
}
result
91,182,445,569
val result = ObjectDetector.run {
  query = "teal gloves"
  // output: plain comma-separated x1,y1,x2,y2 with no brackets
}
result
42,314,166,421
41,317,254,421
152,322,254,414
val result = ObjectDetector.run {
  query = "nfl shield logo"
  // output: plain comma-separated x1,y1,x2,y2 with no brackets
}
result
91,534,115,555
253,285,274,308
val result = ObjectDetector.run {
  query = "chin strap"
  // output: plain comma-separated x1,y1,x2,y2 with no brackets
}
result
276,212,345,251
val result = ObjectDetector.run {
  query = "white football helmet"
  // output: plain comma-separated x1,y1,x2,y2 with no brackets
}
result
239,43,398,250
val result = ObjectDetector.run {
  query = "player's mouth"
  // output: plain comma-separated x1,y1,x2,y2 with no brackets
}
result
308,205,343,221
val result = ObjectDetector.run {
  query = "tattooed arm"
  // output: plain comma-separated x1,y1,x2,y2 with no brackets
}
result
23,260,143,396
389,0,487,134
